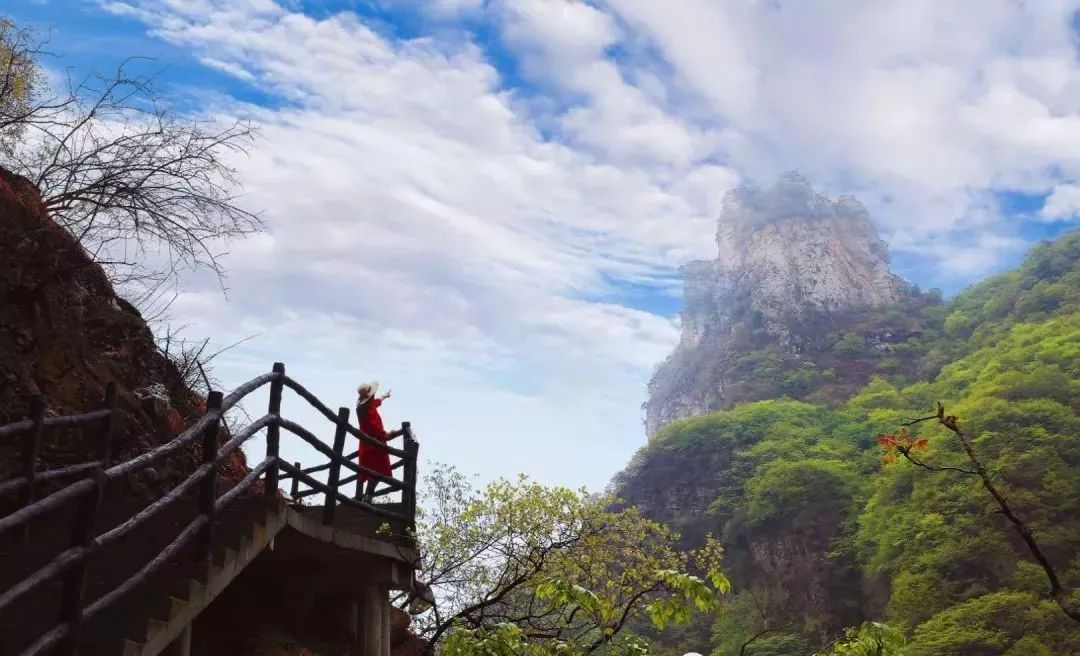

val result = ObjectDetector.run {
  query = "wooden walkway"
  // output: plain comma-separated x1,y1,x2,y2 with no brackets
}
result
0,364,420,656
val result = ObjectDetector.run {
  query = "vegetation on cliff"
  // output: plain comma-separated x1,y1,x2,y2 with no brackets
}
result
615,230,1080,655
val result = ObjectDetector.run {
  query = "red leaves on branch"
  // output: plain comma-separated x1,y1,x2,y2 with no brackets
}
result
876,428,928,464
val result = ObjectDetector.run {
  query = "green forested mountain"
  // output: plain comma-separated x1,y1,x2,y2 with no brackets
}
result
613,231,1080,655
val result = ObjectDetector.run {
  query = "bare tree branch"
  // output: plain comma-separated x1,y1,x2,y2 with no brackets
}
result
889,402,1080,624
0,19,261,290
739,622,793,656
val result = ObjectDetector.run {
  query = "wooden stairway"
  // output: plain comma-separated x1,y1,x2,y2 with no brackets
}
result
81,498,287,656
1,496,287,656
1,365,420,656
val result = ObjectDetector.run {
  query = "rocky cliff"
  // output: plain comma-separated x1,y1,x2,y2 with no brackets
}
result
0,165,249,494
646,173,920,436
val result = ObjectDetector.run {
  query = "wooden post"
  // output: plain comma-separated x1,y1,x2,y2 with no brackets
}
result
290,461,301,500
402,422,419,530
58,467,106,655
323,407,351,526
265,362,285,499
197,392,224,561
18,395,45,539
97,382,118,467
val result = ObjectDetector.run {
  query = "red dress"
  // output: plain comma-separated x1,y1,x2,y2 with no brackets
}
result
357,398,392,481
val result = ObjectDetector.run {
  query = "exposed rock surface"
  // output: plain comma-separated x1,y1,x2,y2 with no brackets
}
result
0,165,248,494
390,607,432,656
646,173,916,435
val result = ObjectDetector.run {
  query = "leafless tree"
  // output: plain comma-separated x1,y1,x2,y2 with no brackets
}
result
159,325,262,430
0,17,261,291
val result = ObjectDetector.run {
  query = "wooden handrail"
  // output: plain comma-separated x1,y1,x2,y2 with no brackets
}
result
0,461,103,496
0,409,113,440
106,373,277,480
0,544,87,614
216,413,276,460
0,363,420,656
276,418,407,486
96,462,211,549
277,461,409,522
0,477,95,536
333,487,410,521
281,375,407,456
216,456,274,511
0,418,32,439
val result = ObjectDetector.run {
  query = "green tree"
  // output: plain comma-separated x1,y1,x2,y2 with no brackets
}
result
906,591,1080,656
0,17,43,155
817,622,906,656
874,398,1080,625
411,465,730,652
833,334,869,358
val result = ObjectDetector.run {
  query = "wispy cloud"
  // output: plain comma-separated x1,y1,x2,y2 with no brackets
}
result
81,0,1080,487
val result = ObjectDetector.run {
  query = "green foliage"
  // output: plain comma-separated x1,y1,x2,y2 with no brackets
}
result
644,568,730,630
442,565,730,655
929,231,1080,357
615,231,1080,655
742,459,861,529
858,315,1080,632
817,622,907,656
905,591,1080,656
833,334,871,357
733,350,830,398
414,466,731,652
0,17,42,155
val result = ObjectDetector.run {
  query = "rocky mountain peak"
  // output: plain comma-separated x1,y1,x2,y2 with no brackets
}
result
646,174,913,436
711,172,902,332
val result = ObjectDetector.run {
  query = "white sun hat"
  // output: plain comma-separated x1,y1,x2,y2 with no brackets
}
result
357,381,380,403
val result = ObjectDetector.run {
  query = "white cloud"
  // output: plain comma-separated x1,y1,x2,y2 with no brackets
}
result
593,0,1080,262
93,0,1080,488
97,0,714,488
1041,183,1080,220
496,0,618,68
430,0,486,16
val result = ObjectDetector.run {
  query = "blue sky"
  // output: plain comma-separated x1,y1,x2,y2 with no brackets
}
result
8,0,1080,490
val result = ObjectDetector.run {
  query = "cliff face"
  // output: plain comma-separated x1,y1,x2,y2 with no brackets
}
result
646,173,914,435
0,165,248,493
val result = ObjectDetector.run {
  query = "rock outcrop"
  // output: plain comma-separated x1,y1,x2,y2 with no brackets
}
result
646,173,914,435
0,165,249,494
390,607,432,656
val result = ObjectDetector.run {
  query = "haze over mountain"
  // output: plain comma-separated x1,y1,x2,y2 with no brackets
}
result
647,174,926,435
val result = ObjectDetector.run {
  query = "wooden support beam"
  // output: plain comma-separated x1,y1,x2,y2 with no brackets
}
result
18,395,45,540
324,407,351,526
97,382,118,467
265,362,285,498
290,461,301,500
402,423,419,530
57,468,105,655
197,391,224,561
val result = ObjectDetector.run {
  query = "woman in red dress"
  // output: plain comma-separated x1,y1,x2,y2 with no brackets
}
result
355,381,392,503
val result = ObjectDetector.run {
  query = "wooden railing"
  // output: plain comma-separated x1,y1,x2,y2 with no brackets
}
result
0,362,419,656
